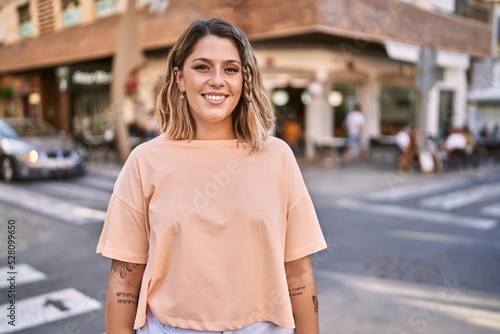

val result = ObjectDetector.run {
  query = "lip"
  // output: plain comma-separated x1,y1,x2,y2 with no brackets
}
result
202,93,229,104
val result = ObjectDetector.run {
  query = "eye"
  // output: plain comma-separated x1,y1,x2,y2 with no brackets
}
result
193,64,210,71
225,67,240,74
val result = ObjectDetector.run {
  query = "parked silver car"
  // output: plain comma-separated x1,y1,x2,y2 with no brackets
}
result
0,118,87,182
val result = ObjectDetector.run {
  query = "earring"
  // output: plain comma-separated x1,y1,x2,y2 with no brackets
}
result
180,92,185,100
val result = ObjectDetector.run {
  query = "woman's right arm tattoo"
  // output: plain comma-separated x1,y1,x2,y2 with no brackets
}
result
111,260,140,279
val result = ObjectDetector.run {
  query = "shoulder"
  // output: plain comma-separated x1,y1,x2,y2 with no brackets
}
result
121,136,168,171
261,136,298,169
129,135,167,157
264,136,294,154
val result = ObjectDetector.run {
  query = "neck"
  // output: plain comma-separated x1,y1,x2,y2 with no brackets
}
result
194,124,236,140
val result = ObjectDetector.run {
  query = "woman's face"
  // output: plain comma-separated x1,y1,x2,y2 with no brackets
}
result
175,35,243,138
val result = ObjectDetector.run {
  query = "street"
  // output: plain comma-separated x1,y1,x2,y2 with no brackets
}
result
1,162,500,334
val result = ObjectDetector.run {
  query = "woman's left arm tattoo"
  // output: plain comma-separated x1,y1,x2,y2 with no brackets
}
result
312,295,319,313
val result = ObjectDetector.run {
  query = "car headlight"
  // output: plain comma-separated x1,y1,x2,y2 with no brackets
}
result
17,150,39,164
1,139,10,151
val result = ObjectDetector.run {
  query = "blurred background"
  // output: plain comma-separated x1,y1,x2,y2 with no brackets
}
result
0,0,499,163
0,0,500,333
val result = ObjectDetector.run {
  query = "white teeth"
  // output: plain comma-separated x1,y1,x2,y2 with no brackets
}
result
205,95,225,101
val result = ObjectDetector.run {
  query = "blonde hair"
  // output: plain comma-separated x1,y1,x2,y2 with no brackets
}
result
156,18,275,151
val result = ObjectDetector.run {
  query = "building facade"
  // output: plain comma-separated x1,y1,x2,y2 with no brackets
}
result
0,0,492,157
467,1,500,137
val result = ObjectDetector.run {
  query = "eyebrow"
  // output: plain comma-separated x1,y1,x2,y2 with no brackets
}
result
192,57,241,65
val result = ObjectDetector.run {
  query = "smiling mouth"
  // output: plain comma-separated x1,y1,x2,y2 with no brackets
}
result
203,94,228,103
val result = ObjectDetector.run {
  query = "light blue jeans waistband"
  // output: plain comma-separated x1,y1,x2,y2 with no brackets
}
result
136,311,295,334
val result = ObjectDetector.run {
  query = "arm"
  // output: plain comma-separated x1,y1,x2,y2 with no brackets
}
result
105,259,146,334
285,256,320,334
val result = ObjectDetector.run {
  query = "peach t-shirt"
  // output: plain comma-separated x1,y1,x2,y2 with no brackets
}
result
96,135,327,331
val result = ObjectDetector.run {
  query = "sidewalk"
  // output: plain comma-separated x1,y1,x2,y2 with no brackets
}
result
299,159,500,198
86,157,500,199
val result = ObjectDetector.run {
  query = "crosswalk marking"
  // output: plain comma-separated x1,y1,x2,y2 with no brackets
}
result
480,203,500,217
75,176,116,192
366,179,471,201
334,198,497,230
0,264,46,289
0,183,106,225
32,181,112,203
0,288,102,334
419,182,500,211
385,229,500,250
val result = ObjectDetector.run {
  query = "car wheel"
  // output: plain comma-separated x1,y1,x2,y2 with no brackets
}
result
1,156,16,182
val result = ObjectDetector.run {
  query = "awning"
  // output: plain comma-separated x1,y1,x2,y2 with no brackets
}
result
384,40,470,69
468,87,500,103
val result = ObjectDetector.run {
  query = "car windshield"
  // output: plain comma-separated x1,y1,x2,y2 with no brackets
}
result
1,119,58,138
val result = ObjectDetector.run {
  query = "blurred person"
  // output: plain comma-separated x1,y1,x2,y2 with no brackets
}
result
492,122,499,140
444,127,467,153
339,103,367,165
444,128,468,170
462,123,475,154
394,125,411,154
97,18,326,334
395,125,413,172
477,122,490,142
283,116,304,154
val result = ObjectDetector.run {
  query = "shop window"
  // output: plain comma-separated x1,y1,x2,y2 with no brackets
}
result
62,0,82,27
17,4,33,38
455,0,489,23
332,84,357,137
380,86,416,135
438,90,455,139
96,0,119,18
272,86,306,157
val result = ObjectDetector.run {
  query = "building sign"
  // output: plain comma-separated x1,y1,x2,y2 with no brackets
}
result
72,70,112,86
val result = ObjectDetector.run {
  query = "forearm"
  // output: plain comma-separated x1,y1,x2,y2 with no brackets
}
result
105,260,145,334
285,256,320,334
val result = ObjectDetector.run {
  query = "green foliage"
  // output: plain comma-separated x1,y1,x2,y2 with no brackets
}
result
0,86,14,100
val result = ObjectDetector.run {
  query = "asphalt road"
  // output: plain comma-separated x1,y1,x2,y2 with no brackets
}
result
0,162,499,334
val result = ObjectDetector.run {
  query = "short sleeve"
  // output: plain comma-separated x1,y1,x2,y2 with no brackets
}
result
284,148,327,262
96,152,149,264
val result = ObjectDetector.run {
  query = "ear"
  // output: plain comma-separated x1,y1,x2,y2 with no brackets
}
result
174,66,185,92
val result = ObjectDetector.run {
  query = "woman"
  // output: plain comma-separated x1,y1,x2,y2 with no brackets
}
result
97,17,327,334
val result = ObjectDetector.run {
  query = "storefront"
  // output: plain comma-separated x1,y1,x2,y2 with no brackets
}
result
0,74,41,119
55,60,113,140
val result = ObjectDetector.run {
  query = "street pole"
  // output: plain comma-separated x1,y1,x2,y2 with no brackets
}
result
110,0,144,163
416,45,437,135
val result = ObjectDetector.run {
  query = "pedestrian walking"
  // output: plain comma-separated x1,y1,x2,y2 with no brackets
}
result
339,103,367,165
97,18,327,334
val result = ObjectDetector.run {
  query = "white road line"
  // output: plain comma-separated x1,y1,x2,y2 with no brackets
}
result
334,198,497,230
32,181,112,203
480,203,500,217
366,179,471,201
0,288,101,334
385,229,500,250
419,182,500,211
0,264,46,289
78,176,116,192
0,184,106,225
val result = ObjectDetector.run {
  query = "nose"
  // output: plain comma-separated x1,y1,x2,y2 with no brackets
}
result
209,69,225,87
